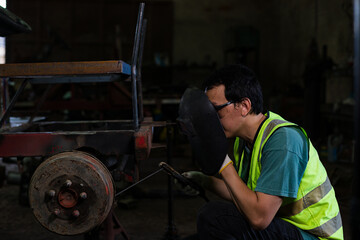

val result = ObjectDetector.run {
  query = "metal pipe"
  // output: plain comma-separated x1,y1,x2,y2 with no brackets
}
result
115,168,163,198
131,3,145,131
137,19,147,122
165,124,178,239
352,0,360,238
0,79,28,128
1,78,8,117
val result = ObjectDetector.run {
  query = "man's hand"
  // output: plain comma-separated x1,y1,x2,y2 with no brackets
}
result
178,170,236,202
183,171,207,186
175,171,207,196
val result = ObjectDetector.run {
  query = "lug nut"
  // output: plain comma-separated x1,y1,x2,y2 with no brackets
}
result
64,179,72,187
54,208,61,215
47,190,56,197
72,210,80,217
80,192,87,199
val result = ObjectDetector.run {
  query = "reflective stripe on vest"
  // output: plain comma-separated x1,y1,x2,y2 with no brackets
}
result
278,177,332,217
309,212,342,238
234,112,343,240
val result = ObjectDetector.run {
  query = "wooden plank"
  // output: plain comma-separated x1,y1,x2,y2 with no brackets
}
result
0,60,131,77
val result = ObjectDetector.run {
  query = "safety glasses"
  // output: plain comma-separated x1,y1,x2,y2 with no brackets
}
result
213,101,233,111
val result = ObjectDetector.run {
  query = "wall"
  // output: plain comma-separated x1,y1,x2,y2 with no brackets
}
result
6,0,173,65
5,0,354,99
172,0,353,94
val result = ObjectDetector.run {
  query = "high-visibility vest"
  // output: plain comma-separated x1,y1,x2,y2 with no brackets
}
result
233,111,343,240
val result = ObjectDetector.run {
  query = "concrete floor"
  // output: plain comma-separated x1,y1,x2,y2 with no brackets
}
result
0,184,205,240
0,146,354,240
0,146,211,240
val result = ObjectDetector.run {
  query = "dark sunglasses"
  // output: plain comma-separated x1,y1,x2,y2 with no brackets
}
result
213,101,233,111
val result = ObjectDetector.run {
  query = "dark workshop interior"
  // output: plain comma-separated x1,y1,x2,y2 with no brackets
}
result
0,0,358,239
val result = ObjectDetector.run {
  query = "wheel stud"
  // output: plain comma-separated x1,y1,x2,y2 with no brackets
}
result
54,208,61,216
80,192,87,199
72,210,80,217
65,179,72,187
47,190,56,197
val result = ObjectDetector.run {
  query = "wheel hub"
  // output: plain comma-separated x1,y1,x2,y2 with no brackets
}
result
29,151,114,235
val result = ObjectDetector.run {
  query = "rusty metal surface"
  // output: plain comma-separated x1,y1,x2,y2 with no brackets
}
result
135,121,167,161
134,124,153,162
0,130,134,157
0,120,165,160
28,151,114,235
0,60,131,78
14,119,134,132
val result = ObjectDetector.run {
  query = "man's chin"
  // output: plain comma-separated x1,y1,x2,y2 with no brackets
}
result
224,131,231,139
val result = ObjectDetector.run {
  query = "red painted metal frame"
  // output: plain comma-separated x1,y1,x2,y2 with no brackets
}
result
0,120,165,161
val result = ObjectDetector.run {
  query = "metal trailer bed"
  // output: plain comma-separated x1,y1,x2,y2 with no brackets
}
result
0,3,171,239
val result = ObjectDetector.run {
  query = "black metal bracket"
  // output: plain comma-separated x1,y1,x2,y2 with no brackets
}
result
131,2,147,131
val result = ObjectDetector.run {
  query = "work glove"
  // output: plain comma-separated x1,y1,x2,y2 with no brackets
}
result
219,154,233,174
174,171,206,196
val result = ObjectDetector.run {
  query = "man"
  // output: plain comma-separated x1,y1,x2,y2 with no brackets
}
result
183,64,343,240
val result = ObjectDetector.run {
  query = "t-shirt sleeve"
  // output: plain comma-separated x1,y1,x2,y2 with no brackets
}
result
254,127,309,198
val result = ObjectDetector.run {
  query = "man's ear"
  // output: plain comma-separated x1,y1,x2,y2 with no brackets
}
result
238,98,252,117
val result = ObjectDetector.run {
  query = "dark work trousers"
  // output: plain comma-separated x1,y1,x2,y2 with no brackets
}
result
195,201,304,240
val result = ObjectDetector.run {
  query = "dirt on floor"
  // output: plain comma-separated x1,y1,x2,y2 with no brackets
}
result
0,153,208,240
0,152,354,240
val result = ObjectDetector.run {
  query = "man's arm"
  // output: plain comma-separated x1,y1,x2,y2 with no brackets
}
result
220,164,283,230
204,175,233,201
183,171,232,201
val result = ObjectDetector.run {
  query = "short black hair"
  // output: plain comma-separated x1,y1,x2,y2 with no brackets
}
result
202,64,263,114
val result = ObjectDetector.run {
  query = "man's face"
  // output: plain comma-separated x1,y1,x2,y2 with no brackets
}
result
205,84,240,138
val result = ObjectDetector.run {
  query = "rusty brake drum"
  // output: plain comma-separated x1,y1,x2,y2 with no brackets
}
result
29,151,114,235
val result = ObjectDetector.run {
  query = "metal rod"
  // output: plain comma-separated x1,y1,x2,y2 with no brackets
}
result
1,78,8,116
137,18,147,122
115,168,163,198
131,2,145,131
0,79,28,128
165,123,178,239
352,0,360,238
314,0,318,38
167,125,174,227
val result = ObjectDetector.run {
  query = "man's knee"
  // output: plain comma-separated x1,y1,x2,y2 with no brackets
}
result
197,201,240,229
197,201,217,227
197,201,247,240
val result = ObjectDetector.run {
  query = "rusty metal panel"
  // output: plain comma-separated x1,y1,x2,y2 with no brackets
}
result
0,120,166,159
0,60,131,78
0,130,135,157
134,125,152,162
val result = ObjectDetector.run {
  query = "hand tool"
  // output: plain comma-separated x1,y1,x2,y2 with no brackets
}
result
159,162,209,202
115,161,209,202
